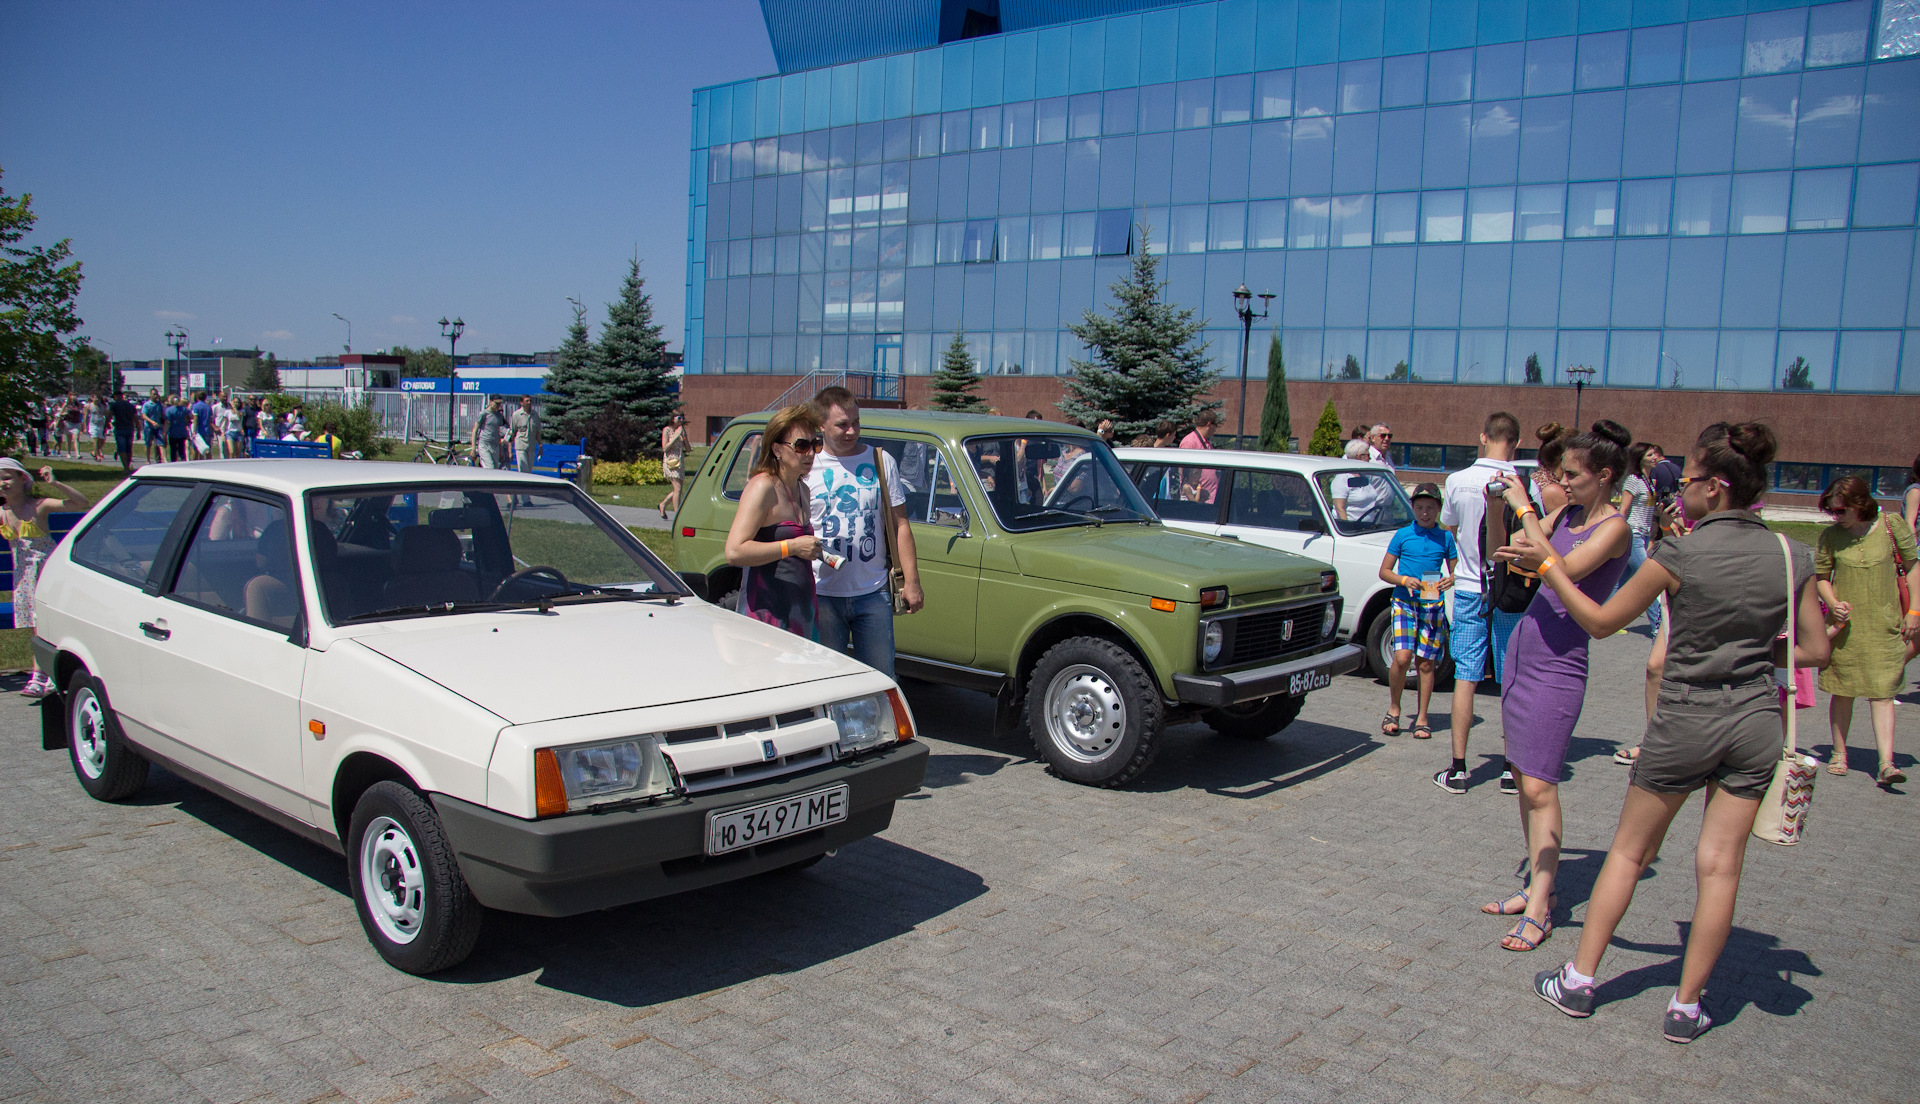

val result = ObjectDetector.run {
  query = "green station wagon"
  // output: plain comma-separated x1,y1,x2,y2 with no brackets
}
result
673,411,1363,787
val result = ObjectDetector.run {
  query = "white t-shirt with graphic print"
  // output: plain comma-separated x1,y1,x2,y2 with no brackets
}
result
806,444,907,598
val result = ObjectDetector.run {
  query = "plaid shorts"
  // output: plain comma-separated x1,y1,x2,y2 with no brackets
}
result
1389,594,1447,663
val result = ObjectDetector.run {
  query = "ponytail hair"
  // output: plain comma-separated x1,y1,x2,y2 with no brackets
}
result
1535,421,1572,472
1694,421,1776,509
1564,419,1631,490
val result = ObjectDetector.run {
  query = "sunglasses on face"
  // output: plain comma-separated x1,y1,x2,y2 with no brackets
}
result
781,436,825,454
1677,475,1729,489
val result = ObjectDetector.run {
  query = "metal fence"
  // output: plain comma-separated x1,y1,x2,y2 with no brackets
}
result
230,388,490,443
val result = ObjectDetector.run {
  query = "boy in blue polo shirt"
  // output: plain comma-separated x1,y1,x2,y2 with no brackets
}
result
1378,482,1457,739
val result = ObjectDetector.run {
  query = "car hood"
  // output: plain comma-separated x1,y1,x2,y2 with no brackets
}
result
1007,524,1324,601
346,601,870,725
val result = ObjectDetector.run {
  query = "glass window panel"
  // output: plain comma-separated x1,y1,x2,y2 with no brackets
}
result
1291,197,1331,248
1557,330,1608,384
1103,88,1138,135
1295,64,1336,117
1382,55,1424,108
1412,330,1457,382
1375,192,1418,243
732,139,755,179
997,102,1031,147
1476,42,1524,100
1808,1,1871,67
1069,93,1101,139
1525,36,1576,96
1216,74,1254,123
1421,191,1464,242
1063,211,1096,257
706,240,727,277
831,126,858,167
1096,209,1135,255
1745,9,1807,76
853,226,880,269
1338,61,1379,114
996,216,1029,261
1607,329,1661,387
1791,168,1852,229
1794,68,1862,167
1175,79,1212,128
1576,31,1628,90
1777,331,1835,391
803,230,828,271
755,136,779,175
1517,184,1564,240
1853,163,1920,226
1519,96,1572,182
962,219,996,262
971,106,1001,150
1904,330,1920,393
1688,18,1745,82
1323,330,1366,380
1249,199,1288,248
1429,49,1473,102
1567,182,1617,237
1169,204,1209,252
1736,76,1798,170
1673,175,1730,235
912,116,940,157
1207,202,1245,250
856,122,884,164
1569,90,1625,181
1140,82,1176,130
878,224,907,268
935,221,964,263
1034,97,1068,143
1368,330,1412,382
940,110,969,154
729,239,751,275
752,236,776,274
1835,331,1900,391
1732,172,1791,233
1715,330,1777,389
1254,71,1292,119
1332,195,1372,247
884,118,911,160
1135,206,1170,253
1507,330,1556,384
1467,187,1514,242
1029,213,1062,259
1619,179,1671,235
709,147,731,184
1423,105,1471,187
1471,101,1522,184
777,133,804,174
1630,25,1683,85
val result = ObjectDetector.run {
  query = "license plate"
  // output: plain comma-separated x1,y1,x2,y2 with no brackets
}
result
1286,667,1335,696
706,785,848,856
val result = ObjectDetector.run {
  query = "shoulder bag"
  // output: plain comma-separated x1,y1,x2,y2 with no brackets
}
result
875,448,911,615
1886,515,1918,662
1754,533,1820,846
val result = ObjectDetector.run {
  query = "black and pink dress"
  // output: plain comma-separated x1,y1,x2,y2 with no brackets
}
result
740,519,817,639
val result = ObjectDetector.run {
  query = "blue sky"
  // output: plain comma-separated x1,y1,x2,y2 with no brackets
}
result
2,0,776,363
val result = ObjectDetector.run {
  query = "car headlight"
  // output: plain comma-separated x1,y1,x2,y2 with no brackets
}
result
534,735,675,816
828,690,915,755
1203,620,1225,665
1321,603,1338,638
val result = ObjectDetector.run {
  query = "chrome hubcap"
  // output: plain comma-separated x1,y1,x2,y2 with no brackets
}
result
359,817,424,945
72,690,107,780
1044,664,1126,763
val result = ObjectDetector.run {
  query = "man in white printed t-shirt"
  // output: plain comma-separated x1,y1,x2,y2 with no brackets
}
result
1432,410,1522,796
805,386,924,680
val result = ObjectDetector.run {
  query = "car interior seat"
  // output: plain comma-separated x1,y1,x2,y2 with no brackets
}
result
382,525,479,607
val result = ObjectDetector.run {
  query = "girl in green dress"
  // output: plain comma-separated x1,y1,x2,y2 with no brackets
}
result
1816,475,1920,785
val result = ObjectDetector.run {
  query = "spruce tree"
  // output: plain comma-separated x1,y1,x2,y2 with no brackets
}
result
1257,334,1290,452
539,299,597,441
1056,227,1219,437
1307,399,1343,456
1524,352,1543,384
245,353,281,392
929,331,988,412
1782,356,1812,390
587,257,679,450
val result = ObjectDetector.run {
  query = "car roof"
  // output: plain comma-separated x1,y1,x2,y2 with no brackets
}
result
129,459,557,496
1111,446,1395,474
725,408,1101,443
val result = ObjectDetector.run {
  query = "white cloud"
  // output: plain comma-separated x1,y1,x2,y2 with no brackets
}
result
153,309,195,321
388,314,416,325
261,329,295,341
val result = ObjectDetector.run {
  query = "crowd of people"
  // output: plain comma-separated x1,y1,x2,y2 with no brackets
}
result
14,389,346,470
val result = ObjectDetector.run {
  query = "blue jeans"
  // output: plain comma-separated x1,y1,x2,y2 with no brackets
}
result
1620,531,1664,636
815,586,896,680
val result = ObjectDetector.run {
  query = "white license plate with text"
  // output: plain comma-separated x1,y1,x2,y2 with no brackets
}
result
706,785,848,855
1286,668,1335,696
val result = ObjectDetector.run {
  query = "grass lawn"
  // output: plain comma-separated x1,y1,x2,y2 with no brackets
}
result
1766,520,1827,546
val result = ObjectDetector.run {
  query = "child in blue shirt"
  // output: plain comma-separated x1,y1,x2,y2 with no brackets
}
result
1378,482,1458,738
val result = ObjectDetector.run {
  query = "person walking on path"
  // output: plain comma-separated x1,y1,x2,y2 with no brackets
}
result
805,386,923,678
659,411,688,519
1434,411,1521,794
1481,421,1632,953
471,398,507,469
140,391,164,464
1,458,92,697
1521,421,1828,1043
725,404,825,639
1815,475,1920,784
189,391,214,459
164,396,190,462
108,390,138,473
1379,483,1457,739
1619,442,1663,636
510,396,541,477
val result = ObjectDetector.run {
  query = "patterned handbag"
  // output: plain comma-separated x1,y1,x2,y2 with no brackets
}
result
1754,533,1819,846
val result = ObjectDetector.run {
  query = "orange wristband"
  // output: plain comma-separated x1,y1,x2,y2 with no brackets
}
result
1537,556,1559,575
779,539,790,558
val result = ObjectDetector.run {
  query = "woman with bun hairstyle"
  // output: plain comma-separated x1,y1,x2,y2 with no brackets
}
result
1479,421,1632,952
1516,422,1828,1043
1529,423,1572,515
1815,474,1920,783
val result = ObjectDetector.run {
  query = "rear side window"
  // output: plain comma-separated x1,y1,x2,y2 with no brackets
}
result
169,494,300,630
722,433,763,500
70,483,195,587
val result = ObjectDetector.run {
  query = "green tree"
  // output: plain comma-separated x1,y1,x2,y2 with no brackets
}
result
1257,334,1290,452
1056,227,1219,437
245,352,282,391
1337,354,1362,380
1781,355,1813,390
538,298,597,441
584,257,678,454
69,341,112,395
1307,399,1343,457
1,170,83,436
1384,359,1417,381
393,344,451,377
1524,353,1543,384
929,331,989,412
303,396,395,459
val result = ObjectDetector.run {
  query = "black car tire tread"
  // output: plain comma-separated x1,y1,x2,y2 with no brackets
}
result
1203,694,1306,740
346,781,483,975
1026,636,1163,788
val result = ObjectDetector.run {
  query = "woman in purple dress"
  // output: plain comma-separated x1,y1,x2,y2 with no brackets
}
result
1481,421,1632,951
724,404,825,638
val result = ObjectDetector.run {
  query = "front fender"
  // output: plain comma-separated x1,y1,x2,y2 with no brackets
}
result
976,575,1191,700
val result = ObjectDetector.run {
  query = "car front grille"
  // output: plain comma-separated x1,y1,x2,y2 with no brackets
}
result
1215,600,1333,669
661,707,834,794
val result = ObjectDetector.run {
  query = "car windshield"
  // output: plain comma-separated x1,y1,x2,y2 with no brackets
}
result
305,483,684,623
963,435,1154,531
1315,469,1414,536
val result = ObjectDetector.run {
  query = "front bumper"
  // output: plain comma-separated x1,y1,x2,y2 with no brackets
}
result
432,740,928,917
1171,644,1365,708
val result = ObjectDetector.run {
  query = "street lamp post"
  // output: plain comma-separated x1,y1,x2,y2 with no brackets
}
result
164,327,188,397
1565,364,1596,426
439,317,465,458
332,313,352,353
1232,285,1276,446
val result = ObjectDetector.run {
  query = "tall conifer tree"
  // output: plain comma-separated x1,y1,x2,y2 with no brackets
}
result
588,257,679,447
1258,334,1291,452
929,331,988,412
539,298,596,440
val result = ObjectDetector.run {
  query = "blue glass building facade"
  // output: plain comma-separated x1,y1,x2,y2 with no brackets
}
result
685,0,1920,399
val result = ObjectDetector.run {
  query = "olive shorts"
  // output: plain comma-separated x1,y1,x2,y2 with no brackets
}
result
1632,677,1783,800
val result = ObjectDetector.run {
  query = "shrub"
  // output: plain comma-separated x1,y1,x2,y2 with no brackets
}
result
567,403,651,463
590,459,667,486
303,397,396,459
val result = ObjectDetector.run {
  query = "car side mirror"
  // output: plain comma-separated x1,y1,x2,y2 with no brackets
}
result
932,505,969,534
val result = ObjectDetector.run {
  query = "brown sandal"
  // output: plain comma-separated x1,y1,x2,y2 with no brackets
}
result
1381,712,1401,736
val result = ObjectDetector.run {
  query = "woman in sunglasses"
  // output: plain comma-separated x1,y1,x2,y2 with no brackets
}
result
725,404,826,637
1814,474,1920,783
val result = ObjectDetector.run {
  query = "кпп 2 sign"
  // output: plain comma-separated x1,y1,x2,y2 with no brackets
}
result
707,785,849,855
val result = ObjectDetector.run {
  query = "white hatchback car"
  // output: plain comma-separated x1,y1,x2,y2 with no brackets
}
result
1114,448,1439,680
30,461,927,974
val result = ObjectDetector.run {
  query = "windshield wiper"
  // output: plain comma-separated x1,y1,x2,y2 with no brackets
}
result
538,585,682,607
337,601,514,623
1025,507,1103,527
1090,504,1153,523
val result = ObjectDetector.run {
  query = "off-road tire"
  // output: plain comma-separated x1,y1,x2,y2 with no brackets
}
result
1026,636,1163,787
1203,694,1306,740
65,670,148,801
346,781,483,975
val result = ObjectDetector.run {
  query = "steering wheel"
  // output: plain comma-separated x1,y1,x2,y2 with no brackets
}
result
1052,493,1095,513
490,565,568,601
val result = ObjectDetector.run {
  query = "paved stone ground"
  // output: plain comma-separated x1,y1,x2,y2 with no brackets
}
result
1,632,1915,1104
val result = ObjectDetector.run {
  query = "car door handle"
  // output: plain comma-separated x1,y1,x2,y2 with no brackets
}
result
139,621,171,640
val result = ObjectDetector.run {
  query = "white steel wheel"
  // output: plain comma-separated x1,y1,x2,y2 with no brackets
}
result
1025,636,1164,788
65,671,148,802
1043,664,1127,764
70,688,108,781
359,816,425,946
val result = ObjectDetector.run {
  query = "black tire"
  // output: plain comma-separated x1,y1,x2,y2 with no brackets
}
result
1026,636,1164,787
1203,694,1306,740
65,671,148,802
346,781,483,975
1364,604,1395,680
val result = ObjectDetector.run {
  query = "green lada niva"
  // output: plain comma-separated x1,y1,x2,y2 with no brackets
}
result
673,410,1363,787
